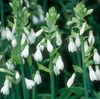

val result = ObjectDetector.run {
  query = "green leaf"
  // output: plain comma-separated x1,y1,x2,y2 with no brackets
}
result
73,65,83,73
86,9,93,16
37,63,50,73
28,56,33,66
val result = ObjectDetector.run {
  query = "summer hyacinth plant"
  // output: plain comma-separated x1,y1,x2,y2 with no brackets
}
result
67,2,100,99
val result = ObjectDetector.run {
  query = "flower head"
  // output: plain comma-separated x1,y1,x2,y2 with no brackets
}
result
67,73,76,88
33,48,43,62
56,32,62,46
11,37,17,47
88,31,95,45
6,59,14,70
21,45,29,58
1,79,11,95
47,40,53,53
34,71,42,85
93,49,100,64
68,38,77,53
75,34,80,48
28,29,36,44
25,78,35,90
95,66,100,81
88,66,97,81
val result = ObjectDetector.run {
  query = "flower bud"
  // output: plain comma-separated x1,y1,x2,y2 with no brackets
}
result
93,49,100,64
88,31,95,45
68,38,77,53
88,66,97,81
47,40,53,53
34,71,42,85
75,35,80,48
56,32,62,46
80,22,86,35
33,48,43,62
21,45,29,58
67,73,76,88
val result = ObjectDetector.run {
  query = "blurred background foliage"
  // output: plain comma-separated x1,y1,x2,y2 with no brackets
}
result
0,0,100,99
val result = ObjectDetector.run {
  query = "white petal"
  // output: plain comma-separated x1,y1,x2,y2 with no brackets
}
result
47,40,53,53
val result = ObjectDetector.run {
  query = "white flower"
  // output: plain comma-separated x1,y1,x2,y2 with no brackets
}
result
15,71,20,80
35,29,44,37
80,22,86,35
34,71,42,85
93,49,100,64
47,40,53,53
6,28,14,41
84,41,89,53
33,48,43,62
32,16,39,24
75,35,80,47
25,78,35,90
21,33,27,46
67,73,76,88
56,32,62,46
6,59,14,70
28,29,36,44
21,45,29,58
1,28,6,40
68,38,77,53
36,38,45,51
11,37,17,47
88,66,97,81
53,65,60,76
1,79,11,95
55,55,64,71
95,66,100,81
88,31,95,45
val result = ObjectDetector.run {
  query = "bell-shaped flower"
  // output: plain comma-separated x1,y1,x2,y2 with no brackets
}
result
21,44,29,58
36,38,45,51
21,33,27,46
56,32,62,46
6,28,14,41
88,66,97,81
93,49,100,64
6,59,14,71
34,71,42,85
75,34,80,48
53,65,60,76
1,28,6,40
11,37,17,47
88,31,95,45
68,38,77,53
33,48,43,62
1,79,11,95
28,29,36,44
80,22,86,35
55,55,64,71
47,40,53,53
67,73,76,88
32,15,39,24
15,71,20,80
95,66,100,81
25,78,35,90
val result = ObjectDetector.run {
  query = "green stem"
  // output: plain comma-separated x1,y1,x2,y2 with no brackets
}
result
0,0,4,25
49,56,55,99
80,36,88,99
15,84,21,99
20,65,28,99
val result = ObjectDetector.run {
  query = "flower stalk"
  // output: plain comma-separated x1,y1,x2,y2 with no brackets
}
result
49,56,55,99
80,36,88,99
